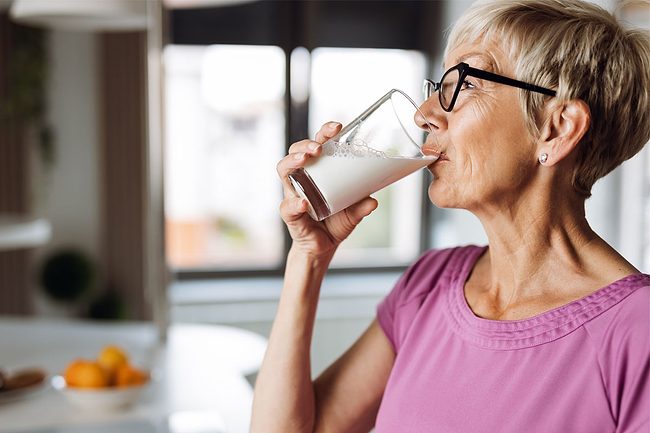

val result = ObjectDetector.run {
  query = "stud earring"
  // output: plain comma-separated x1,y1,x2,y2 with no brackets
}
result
539,153,548,164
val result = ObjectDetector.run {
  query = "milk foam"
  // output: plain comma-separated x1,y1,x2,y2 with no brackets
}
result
323,139,387,159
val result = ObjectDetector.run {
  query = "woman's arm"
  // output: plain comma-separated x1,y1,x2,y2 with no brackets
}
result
250,246,395,433
251,121,393,432
250,247,332,433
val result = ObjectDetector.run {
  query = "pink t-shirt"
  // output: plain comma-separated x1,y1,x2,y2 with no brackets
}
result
376,245,650,433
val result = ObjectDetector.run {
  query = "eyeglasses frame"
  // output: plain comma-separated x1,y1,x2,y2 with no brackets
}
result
424,62,557,112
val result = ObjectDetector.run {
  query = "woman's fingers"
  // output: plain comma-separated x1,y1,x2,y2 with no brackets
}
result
345,197,379,225
279,196,309,223
281,140,322,197
288,139,322,155
325,197,378,241
276,152,307,177
315,121,342,144
276,152,310,197
279,121,341,199
287,122,340,154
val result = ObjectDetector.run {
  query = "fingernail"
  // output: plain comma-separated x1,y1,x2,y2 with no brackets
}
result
327,122,340,130
294,152,304,160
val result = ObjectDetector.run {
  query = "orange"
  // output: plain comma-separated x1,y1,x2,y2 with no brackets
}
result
115,364,149,387
97,345,129,385
64,359,109,388
97,345,128,372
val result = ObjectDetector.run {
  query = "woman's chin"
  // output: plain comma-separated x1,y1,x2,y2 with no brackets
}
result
427,184,457,209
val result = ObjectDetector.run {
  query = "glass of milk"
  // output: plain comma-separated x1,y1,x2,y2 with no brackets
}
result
288,89,437,221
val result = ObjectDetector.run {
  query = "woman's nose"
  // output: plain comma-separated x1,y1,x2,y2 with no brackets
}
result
414,97,445,133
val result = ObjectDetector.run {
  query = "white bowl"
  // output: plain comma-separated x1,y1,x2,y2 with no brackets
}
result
51,375,149,411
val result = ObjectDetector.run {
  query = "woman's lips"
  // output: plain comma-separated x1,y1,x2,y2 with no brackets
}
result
421,147,440,158
431,153,449,162
427,153,448,170
421,141,447,161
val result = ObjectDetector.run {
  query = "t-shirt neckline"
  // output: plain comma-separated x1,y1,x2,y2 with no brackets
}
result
444,245,650,350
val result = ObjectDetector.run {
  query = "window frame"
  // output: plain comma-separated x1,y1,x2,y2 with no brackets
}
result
167,0,443,280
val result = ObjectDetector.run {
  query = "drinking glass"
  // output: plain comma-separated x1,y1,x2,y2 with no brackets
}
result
289,89,437,221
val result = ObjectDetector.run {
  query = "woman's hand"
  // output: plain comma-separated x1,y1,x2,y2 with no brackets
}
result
277,121,378,261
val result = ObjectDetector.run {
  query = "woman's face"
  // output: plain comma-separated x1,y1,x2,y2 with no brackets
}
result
418,40,540,214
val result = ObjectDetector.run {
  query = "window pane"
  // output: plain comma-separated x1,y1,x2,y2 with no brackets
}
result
164,45,285,270
309,48,427,267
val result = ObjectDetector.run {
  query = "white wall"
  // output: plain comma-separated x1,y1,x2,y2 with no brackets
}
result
32,31,102,315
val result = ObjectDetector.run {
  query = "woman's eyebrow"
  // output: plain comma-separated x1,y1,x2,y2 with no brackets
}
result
443,52,498,72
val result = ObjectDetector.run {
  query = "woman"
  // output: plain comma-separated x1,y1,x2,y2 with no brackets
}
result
251,0,650,432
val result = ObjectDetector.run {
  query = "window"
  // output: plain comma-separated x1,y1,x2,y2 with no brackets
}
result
165,45,429,271
164,45,286,270
307,47,427,267
164,0,447,277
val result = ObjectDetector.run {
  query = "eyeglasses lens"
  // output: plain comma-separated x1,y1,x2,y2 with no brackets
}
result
423,80,434,101
440,68,460,111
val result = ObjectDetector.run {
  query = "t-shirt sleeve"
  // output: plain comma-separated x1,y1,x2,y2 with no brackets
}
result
377,248,457,352
597,287,650,433
376,263,417,351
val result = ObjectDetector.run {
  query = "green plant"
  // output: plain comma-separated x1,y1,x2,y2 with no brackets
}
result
2,24,46,122
1,21,54,165
87,290,127,321
39,249,95,303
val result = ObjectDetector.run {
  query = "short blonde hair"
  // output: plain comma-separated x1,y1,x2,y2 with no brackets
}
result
446,0,650,197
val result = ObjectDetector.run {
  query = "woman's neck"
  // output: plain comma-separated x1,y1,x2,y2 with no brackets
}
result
467,187,636,319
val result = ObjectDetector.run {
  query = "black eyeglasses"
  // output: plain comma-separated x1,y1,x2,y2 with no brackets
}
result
423,62,556,112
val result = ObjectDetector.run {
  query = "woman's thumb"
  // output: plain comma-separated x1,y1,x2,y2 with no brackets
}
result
346,197,378,225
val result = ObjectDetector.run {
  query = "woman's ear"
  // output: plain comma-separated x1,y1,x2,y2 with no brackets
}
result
537,100,591,166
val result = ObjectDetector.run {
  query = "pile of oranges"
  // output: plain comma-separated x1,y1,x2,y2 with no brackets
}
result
63,345,148,389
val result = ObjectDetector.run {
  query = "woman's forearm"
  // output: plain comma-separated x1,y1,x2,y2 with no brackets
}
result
250,247,333,433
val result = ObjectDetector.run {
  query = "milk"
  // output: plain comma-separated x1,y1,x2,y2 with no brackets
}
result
289,140,436,220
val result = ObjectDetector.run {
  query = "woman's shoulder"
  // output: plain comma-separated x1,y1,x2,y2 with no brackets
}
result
587,274,649,327
411,244,484,270
581,276,649,423
613,277,650,321
583,275,650,358
377,245,486,351
408,244,485,279
391,244,485,307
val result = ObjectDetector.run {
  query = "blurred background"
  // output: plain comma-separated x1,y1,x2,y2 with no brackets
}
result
0,0,648,429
